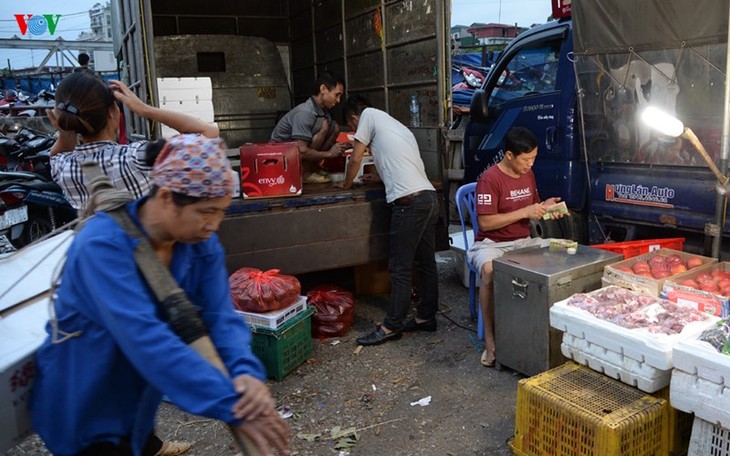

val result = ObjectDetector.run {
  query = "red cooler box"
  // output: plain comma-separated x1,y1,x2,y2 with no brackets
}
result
239,142,302,199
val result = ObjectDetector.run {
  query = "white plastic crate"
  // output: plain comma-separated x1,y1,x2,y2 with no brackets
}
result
235,296,307,330
550,290,718,371
449,230,475,288
688,417,730,456
561,332,671,392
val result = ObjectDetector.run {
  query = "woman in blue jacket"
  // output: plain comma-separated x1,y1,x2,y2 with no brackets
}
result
30,135,290,456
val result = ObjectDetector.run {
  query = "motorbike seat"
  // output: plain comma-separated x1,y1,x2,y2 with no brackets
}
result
0,171,51,182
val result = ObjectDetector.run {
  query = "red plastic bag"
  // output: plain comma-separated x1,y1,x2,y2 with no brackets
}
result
306,284,355,338
229,268,301,313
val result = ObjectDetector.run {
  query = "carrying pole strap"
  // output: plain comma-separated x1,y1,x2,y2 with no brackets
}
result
80,162,261,456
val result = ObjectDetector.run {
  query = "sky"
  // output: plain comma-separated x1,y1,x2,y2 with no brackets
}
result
0,0,98,71
451,0,554,28
0,0,554,72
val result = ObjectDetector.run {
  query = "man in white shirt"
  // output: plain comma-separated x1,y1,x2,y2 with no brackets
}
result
338,95,439,346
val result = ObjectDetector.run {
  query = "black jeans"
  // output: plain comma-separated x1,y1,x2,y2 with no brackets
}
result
77,433,162,456
383,190,439,331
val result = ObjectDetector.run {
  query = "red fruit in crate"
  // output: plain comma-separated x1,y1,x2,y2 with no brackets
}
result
669,263,688,275
717,278,730,289
637,271,654,278
711,268,725,277
616,266,633,273
652,270,672,279
696,273,714,283
632,261,651,273
666,255,684,266
681,279,699,289
686,256,705,269
648,255,667,268
651,263,669,273
700,281,720,293
721,286,730,297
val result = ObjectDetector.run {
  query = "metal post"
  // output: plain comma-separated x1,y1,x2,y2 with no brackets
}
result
713,6,730,259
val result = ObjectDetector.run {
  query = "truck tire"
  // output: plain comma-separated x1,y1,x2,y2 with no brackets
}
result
530,219,562,239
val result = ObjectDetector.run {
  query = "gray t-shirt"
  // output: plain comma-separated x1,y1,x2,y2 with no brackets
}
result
353,108,435,203
270,97,330,143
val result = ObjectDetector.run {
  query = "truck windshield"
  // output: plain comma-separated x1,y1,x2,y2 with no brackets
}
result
489,39,562,106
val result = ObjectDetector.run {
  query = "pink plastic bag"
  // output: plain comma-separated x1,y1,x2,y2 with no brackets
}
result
229,268,301,313
307,284,355,338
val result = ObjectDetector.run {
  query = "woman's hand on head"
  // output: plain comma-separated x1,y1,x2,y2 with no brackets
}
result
108,80,148,116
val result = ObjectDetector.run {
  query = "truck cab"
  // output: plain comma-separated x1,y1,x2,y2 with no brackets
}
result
464,19,584,240
465,13,730,256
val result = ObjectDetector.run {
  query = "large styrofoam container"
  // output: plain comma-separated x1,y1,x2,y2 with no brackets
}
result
670,337,730,427
550,289,718,373
561,332,671,392
450,230,475,288
0,299,50,453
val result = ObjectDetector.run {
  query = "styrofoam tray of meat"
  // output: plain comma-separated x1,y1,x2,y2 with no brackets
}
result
670,369,730,427
550,286,718,370
562,332,671,392
672,338,730,387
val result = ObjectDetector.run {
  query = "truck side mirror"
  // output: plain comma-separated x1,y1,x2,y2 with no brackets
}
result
469,89,488,122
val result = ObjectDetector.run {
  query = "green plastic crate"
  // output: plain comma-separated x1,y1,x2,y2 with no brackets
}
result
251,307,314,380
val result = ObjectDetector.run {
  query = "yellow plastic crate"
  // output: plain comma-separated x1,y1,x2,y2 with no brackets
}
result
511,362,668,456
652,386,693,456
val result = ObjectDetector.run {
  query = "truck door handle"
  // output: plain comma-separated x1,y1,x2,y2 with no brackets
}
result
545,126,557,151
511,277,528,299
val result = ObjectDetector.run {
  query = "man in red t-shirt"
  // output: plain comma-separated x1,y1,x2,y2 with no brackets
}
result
466,127,564,367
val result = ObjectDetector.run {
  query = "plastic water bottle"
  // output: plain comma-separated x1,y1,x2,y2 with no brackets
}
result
409,95,421,127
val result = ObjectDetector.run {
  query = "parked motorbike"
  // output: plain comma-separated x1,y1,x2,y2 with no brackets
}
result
0,129,76,252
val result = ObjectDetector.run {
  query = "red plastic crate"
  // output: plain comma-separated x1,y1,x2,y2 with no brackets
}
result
591,238,685,259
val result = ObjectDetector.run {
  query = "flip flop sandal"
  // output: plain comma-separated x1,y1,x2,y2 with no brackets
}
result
303,173,331,184
157,441,192,456
481,349,496,367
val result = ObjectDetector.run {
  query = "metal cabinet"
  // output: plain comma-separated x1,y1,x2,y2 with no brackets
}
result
493,245,622,376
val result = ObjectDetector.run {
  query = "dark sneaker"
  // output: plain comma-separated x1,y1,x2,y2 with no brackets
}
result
402,317,437,332
356,326,402,346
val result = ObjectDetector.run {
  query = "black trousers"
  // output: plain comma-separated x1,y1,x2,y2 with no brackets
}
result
77,433,163,456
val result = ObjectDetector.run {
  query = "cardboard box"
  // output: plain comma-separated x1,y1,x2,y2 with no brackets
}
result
662,261,730,316
239,142,302,199
602,248,716,296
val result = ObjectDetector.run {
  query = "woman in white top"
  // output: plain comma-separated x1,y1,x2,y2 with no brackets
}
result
49,72,218,212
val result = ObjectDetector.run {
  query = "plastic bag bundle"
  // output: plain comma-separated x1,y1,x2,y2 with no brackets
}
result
306,284,355,338
229,267,301,313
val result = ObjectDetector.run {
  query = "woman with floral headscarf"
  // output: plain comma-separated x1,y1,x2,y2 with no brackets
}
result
30,135,290,456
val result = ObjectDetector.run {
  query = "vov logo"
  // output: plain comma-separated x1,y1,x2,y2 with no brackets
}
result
14,14,62,36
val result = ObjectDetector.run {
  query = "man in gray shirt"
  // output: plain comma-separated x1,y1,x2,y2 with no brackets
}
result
270,72,349,183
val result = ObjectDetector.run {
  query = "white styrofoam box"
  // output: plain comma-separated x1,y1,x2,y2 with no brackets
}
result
235,296,308,330
561,332,671,392
450,230,475,288
550,292,718,370
0,231,73,312
0,298,50,453
671,369,730,427
157,77,213,103
159,100,216,139
687,416,730,456
673,338,730,385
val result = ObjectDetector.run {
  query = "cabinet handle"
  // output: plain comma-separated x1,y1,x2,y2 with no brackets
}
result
511,277,528,299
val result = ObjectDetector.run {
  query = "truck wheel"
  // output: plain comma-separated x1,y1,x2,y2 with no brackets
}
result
530,219,562,239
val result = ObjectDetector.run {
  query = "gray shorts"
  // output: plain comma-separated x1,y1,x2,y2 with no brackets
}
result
466,236,548,272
